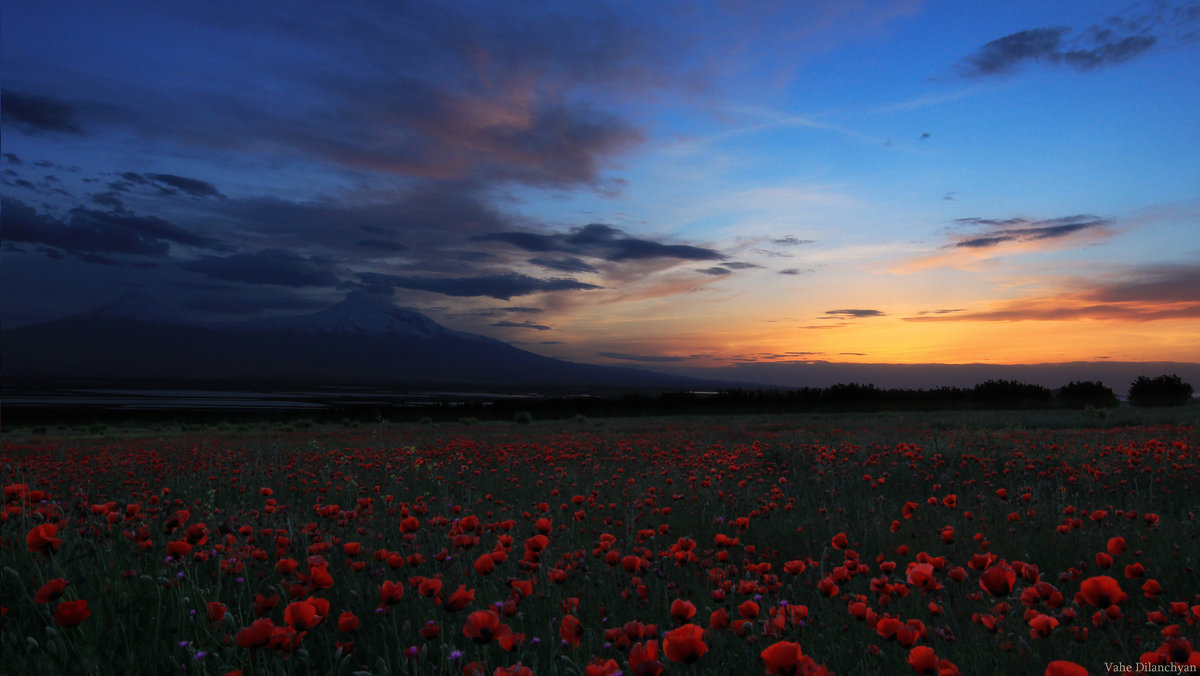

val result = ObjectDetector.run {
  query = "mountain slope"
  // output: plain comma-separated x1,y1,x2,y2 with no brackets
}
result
1,293,705,388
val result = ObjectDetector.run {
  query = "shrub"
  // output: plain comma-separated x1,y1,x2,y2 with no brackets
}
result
1128,374,1194,407
1057,381,1119,409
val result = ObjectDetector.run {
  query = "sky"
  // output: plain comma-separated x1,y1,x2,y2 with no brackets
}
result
3,0,1199,375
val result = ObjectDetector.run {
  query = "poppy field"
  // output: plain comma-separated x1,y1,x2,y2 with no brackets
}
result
3,413,1199,675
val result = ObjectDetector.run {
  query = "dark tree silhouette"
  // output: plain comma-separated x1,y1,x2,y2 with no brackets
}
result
1057,380,1119,409
1128,374,1194,407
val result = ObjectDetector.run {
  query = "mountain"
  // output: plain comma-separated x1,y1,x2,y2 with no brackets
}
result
1,292,710,389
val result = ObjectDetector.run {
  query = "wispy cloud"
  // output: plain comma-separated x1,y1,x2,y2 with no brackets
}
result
825,308,886,319
897,213,1113,272
490,320,551,331
597,351,698,363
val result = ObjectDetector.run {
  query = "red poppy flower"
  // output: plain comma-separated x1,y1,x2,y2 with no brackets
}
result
670,599,696,622
253,593,280,616
663,623,707,664
380,580,404,606
629,640,665,676
474,552,496,576
760,640,804,675
1044,661,1089,676
207,601,228,622
26,523,62,555
1077,575,1128,609
560,614,583,647
54,599,90,627
907,646,939,674
35,578,69,604
418,576,443,599
337,610,359,633
444,584,475,612
463,609,510,644
284,600,323,630
980,565,1016,597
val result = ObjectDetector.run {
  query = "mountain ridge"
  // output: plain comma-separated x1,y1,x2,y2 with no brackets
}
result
1,293,714,389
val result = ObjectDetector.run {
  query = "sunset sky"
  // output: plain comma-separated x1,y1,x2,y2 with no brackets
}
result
3,0,1198,373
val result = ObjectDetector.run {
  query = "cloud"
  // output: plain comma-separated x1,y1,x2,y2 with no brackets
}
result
144,173,223,198
1,197,226,260
184,293,328,315
1,90,84,134
779,268,812,275
597,352,697,362
953,215,1109,248
356,239,409,252
47,3,678,191
771,236,815,246
490,320,551,331
917,308,967,315
698,267,731,276
478,223,725,263
528,256,598,273
720,262,764,270
461,306,544,317
360,271,602,300
897,214,1113,272
955,3,1200,78
182,248,340,287
905,264,1200,322
824,309,886,318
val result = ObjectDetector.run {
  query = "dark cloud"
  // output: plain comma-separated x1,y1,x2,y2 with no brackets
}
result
771,236,815,246
356,239,409,252
779,268,813,275
144,173,223,198
721,262,764,270
183,293,329,315
49,3,678,191
824,309,886,318
90,192,127,211
461,306,544,318
478,223,725,263
962,27,1070,76
955,3,1199,78
2,153,22,164
182,248,340,287
528,256,598,273
1,197,226,260
1,89,84,134
360,272,601,300
953,215,1109,248
490,320,552,331
597,352,696,362
698,266,731,275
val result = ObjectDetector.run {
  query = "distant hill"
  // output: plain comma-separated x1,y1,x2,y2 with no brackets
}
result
0,292,716,389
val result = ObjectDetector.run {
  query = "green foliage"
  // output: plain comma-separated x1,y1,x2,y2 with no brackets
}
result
1128,373,1195,407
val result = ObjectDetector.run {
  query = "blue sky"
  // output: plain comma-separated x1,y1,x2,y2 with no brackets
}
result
3,0,1198,370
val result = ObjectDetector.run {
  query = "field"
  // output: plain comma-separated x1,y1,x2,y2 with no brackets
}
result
3,409,1199,675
